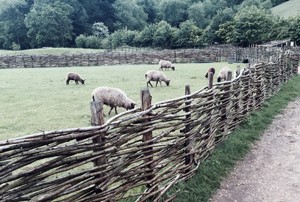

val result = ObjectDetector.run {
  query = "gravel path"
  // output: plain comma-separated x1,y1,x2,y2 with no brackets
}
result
210,97,300,202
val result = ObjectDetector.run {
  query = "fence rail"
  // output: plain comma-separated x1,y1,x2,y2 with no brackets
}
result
0,46,290,69
0,50,299,201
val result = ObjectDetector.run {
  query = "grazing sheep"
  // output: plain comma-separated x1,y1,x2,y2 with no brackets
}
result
66,72,85,85
159,60,175,71
205,67,216,78
217,67,232,82
91,87,136,115
145,70,170,87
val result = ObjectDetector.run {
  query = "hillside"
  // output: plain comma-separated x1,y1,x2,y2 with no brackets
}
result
271,0,300,18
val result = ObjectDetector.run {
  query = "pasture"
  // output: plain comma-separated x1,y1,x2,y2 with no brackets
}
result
0,62,243,140
271,0,300,18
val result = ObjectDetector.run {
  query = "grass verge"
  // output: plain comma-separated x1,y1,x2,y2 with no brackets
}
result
168,74,300,202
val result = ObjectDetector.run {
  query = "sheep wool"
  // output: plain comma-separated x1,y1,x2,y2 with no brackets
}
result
66,72,85,85
159,60,175,71
217,67,232,82
145,70,170,87
91,87,136,115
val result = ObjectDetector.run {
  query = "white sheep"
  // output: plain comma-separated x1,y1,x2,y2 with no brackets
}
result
145,70,170,87
91,87,136,115
66,72,85,85
217,67,232,82
159,60,175,71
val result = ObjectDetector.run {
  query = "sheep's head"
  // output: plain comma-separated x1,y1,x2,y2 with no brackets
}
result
166,80,170,86
80,79,85,84
171,65,175,71
217,76,222,82
126,102,136,110
205,72,208,78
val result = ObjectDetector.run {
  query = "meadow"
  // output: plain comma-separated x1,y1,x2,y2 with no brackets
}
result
271,0,300,18
0,62,243,140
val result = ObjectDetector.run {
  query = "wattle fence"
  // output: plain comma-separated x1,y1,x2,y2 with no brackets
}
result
0,50,299,201
0,46,291,69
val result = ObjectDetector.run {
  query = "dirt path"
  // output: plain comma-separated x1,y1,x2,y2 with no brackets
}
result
210,97,300,202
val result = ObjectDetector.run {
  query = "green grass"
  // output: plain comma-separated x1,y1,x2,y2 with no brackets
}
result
0,47,105,56
0,62,242,140
271,0,300,18
167,74,300,202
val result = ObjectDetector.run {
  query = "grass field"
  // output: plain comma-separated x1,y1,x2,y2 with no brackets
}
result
271,0,300,18
0,62,243,140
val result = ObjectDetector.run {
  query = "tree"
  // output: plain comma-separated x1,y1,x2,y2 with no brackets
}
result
113,0,148,30
0,0,32,49
152,20,176,48
137,0,159,24
159,0,190,27
188,2,208,29
92,22,109,39
135,24,156,47
25,0,74,47
78,0,117,32
287,16,300,45
174,20,203,48
231,6,274,46
203,8,235,44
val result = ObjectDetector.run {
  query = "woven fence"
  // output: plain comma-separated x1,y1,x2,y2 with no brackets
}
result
0,46,287,69
0,49,220,68
0,51,299,201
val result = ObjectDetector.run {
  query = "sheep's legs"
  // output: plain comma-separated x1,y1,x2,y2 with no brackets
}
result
108,106,118,115
155,81,159,87
147,81,153,87
66,79,70,85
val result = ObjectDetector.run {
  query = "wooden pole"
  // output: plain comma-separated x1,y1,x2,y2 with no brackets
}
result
184,84,191,173
90,100,106,192
208,72,214,89
141,89,155,190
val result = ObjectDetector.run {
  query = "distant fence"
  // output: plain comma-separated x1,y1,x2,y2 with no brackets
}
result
0,46,288,69
0,50,299,201
0,49,219,68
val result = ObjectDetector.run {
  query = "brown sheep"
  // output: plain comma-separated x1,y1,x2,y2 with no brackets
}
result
66,72,85,85
205,67,216,78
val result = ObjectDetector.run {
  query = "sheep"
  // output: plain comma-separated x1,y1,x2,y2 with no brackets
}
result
159,60,175,71
217,67,233,82
66,72,85,85
145,70,170,87
91,87,136,116
205,67,216,78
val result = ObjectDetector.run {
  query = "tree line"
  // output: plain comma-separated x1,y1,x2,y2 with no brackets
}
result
1,0,298,51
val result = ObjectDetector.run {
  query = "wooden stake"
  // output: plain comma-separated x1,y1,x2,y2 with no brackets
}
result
141,89,155,189
90,101,106,192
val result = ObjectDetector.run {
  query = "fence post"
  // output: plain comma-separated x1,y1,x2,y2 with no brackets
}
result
90,100,106,192
184,84,191,173
141,89,155,191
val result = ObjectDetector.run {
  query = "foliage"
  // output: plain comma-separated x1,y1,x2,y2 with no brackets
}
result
24,0,74,48
287,16,300,45
174,20,203,48
0,0,299,50
152,20,176,48
92,22,109,39
221,5,274,46
113,0,148,30
159,0,190,27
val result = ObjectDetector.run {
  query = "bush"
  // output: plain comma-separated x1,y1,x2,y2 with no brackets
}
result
75,34,87,48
